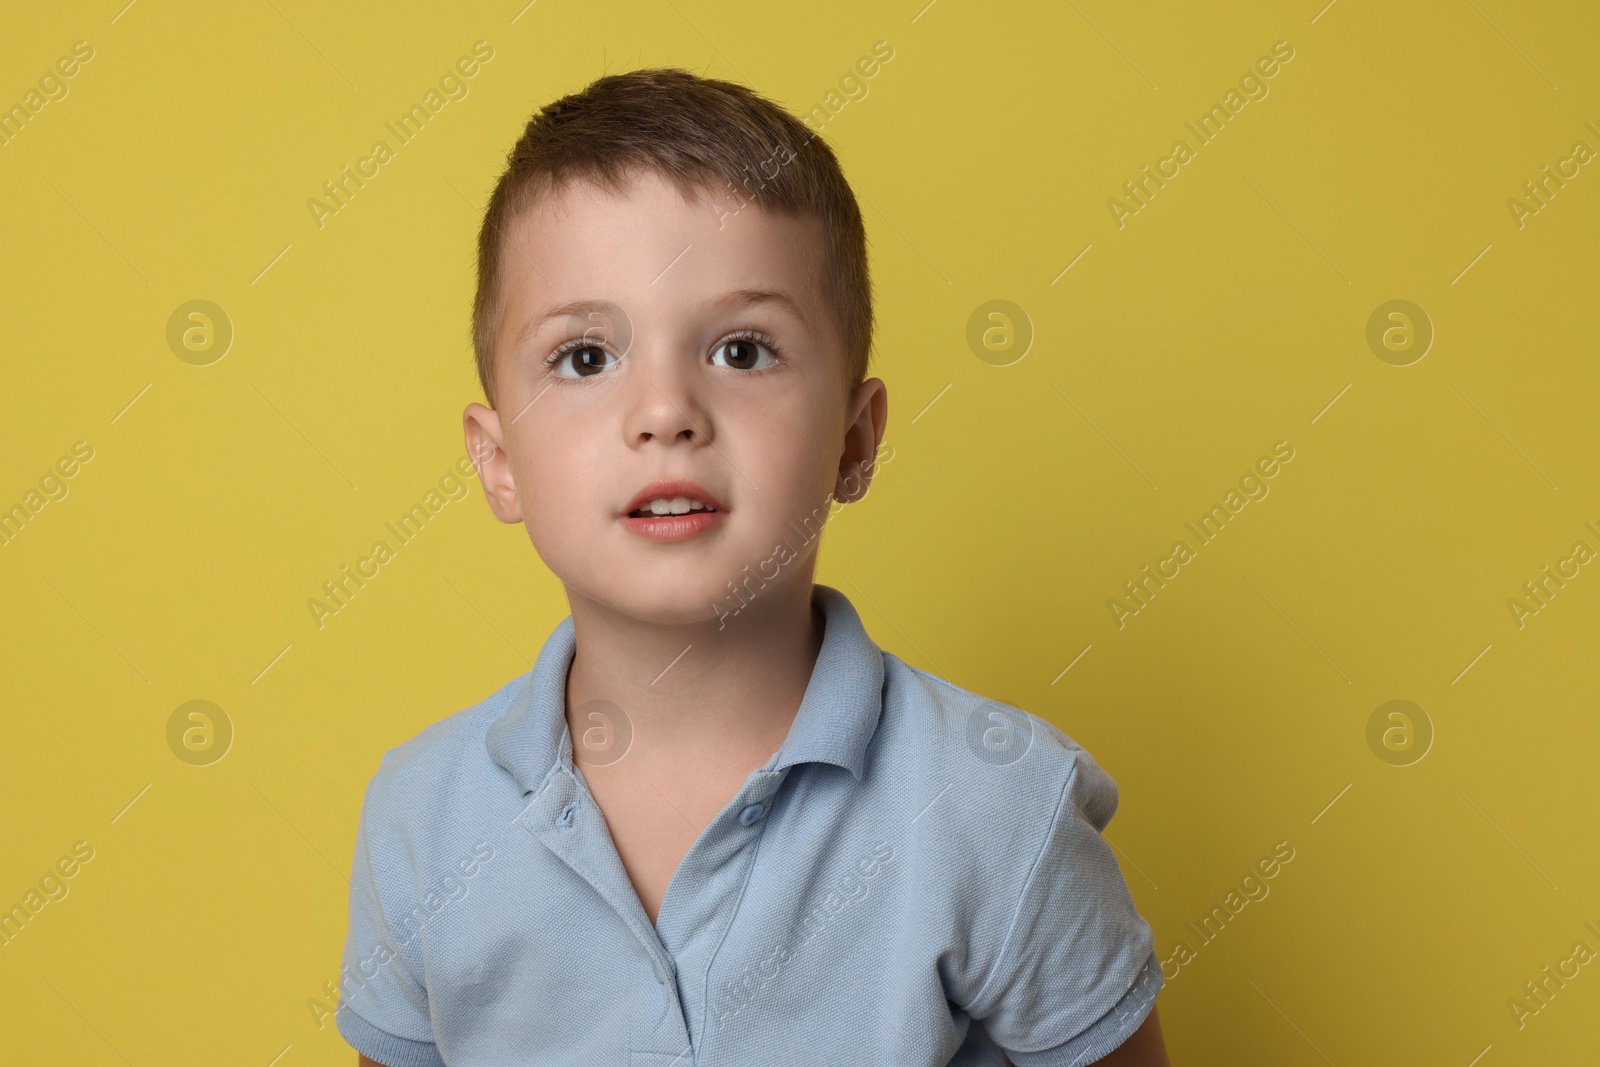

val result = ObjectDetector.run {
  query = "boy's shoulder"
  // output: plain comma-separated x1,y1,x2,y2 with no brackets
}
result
356,670,534,816
877,650,1121,832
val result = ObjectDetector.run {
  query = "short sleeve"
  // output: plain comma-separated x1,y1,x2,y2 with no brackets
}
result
335,763,447,1067
970,748,1162,1065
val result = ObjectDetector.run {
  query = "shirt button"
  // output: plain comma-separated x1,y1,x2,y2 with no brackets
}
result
737,802,767,826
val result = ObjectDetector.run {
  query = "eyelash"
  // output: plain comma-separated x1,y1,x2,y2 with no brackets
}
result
542,329,785,375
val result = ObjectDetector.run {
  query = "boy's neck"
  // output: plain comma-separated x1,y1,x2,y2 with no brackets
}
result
561,577,827,770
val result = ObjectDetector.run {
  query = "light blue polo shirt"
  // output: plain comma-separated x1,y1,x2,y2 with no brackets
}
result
336,583,1162,1066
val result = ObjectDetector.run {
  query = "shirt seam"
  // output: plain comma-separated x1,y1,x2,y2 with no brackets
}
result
897,659,1087,758
1007,950,1163,1066
695,767,789,1055
336,999,443,1066
353,777,432,1029
401,817,431,996
963,751,1083,1016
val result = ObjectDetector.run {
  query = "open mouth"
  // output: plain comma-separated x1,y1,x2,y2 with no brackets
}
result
627,497,719,519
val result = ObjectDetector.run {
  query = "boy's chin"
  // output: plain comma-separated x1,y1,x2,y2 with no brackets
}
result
567,572,766,628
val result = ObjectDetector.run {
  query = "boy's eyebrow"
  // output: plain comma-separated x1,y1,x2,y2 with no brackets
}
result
514,298,618,353
514,289,809,352
713,287,809,325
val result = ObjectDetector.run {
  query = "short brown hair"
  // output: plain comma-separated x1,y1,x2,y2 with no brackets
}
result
471,67,873,408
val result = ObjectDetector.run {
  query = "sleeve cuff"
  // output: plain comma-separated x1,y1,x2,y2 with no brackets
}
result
335,1002,446,1067
1005,948,1164,1067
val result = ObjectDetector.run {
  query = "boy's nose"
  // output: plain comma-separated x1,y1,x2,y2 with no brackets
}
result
622,349,712,447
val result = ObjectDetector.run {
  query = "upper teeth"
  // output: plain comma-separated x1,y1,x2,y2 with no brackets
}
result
643,497,712,515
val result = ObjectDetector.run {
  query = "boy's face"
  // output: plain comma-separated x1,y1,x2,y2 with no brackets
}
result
463,170,887,625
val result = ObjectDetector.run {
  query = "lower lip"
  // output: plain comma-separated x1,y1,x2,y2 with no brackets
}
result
619,510,727,542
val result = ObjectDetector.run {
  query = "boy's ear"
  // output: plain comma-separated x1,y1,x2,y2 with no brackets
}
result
835,376,888,504
463,403,523,523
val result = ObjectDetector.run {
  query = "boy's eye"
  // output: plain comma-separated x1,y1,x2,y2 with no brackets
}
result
550,342,619,378
710,336,777,371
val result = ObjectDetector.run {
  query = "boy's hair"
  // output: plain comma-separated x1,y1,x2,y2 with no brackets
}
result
472,67,873,408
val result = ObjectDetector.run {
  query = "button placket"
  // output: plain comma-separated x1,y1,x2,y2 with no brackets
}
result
655,958,678,1011
524,769,683,1005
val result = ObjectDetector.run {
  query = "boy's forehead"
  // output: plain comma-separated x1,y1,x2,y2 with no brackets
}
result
502,170,827,304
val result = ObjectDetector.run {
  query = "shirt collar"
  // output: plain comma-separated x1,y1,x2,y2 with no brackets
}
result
485,583,885,796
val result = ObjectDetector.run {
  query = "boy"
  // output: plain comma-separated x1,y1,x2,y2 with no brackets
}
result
337,68,1170,1066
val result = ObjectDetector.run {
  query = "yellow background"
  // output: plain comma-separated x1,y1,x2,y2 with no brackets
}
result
2,1,1597,1063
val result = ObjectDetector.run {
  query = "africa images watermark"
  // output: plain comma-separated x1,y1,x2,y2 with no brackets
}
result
1107,39,1297,229
711,441,896,629
1505,914,1600,1031
308,839,497,1030
1159,840,1296,981
305,455,480,629
704,39,895,233
1506,119,1600,231
306,41,495,230
0,39,95,149
798,40,895,137
714,838,896,1029
0,840,97,949
1505,519,1598,630
0,440,96,549
1107,440,1296,630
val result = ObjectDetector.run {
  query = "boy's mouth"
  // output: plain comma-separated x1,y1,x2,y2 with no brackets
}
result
627,498,718,518
621,479,726,519
619,479,728,543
